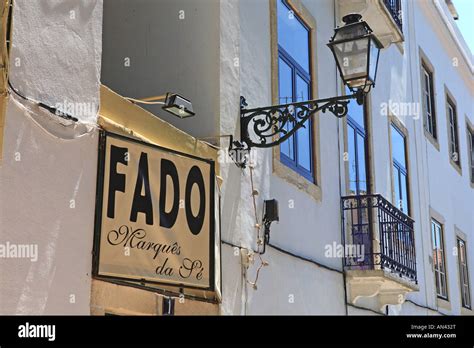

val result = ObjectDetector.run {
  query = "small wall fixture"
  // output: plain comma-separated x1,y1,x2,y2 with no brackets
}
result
126,93,195,119
262,199,279,254
229,14,381,168
162,93,195,118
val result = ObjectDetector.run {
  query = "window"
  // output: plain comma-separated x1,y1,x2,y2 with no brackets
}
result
447,98,460,167
431,219,448,299
383,0,402,31
468,126,474,184
457,238,471,309
347,88,368,195
277,0,313,181
421,63,437,139
391,124,409,214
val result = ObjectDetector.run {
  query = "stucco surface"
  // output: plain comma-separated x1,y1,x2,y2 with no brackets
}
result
0,97,98,314
9,0,103,124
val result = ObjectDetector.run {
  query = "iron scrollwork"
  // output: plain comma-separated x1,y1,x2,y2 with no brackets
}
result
230,92,362,167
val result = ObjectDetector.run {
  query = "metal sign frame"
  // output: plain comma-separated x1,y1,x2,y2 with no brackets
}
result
92,130,217,295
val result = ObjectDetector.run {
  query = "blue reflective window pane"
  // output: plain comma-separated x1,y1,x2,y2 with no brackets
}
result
295,75,309,102
277,0,310,73
348,125,357,195
346,87,365,129
357,133,367,194
281,120,295,160
394,167,401,210
296,75,311,171
400,173,408,213
278,57,293,105
279,58,294,160
391,125,406,166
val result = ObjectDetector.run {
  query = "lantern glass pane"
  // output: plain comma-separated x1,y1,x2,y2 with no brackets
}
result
333,37,369,87
368,38,380,83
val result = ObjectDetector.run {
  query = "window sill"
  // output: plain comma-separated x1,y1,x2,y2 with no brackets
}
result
273,151,322,202
437,297,451,311
423,128,440,151
449,157,462,176
461,306,472,315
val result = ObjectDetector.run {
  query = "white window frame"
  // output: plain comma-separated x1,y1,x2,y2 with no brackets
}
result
431,219,448,299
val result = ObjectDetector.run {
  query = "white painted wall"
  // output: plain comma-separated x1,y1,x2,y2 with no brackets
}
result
0,98,98,314
355,0,474,315
219,0,474,315
219,0,350,315
405,0,474,315
9,0,103,124
0,0,103,314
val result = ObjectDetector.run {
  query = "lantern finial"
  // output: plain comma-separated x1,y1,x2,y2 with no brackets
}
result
342,14,362,25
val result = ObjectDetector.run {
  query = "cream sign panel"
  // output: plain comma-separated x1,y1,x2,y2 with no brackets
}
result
94,132,215,290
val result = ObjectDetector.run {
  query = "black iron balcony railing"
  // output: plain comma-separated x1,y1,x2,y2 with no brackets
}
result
383,0,403,32
341,194,417,282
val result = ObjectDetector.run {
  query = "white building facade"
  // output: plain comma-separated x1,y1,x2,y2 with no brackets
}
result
0,0,472,316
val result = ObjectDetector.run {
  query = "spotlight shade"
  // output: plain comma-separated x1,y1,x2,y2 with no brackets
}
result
162,93,195,118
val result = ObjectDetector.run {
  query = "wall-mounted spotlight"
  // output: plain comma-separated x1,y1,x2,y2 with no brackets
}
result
162,93,195,118
262,199,279,254
126,93,195,119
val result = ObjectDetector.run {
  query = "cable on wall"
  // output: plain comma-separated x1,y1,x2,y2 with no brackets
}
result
245,165,269,290
4,1,80,124
222,239,342,274
124,96,165,105
8,80,79,122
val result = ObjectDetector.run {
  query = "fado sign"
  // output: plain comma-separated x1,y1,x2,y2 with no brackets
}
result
94,132,216,290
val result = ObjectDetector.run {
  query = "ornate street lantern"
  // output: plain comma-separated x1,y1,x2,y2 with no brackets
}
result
328,14,382,93
228,14,382,168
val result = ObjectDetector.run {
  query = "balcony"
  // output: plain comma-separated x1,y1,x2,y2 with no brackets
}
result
341,194,418,313
336,0,403,48
383,0,403,31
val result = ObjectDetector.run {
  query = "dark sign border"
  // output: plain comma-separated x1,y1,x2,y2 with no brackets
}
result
92,130,217,296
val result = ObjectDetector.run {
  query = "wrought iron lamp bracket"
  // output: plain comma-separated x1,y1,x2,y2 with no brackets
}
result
229,91,363,168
